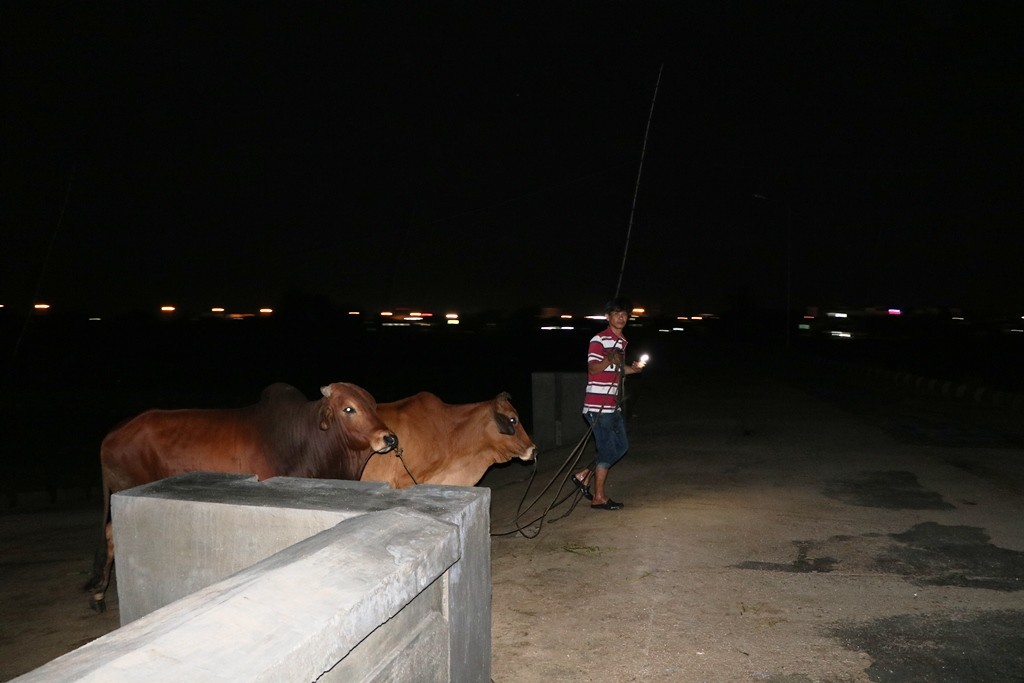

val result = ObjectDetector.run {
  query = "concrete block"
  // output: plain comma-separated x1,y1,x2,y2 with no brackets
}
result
532,372,588,449
15,508,458,682
17,473,491,683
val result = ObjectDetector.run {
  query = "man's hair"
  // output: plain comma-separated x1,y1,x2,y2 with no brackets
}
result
605,296,632,314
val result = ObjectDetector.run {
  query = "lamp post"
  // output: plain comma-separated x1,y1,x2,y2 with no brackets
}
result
753,194,793,349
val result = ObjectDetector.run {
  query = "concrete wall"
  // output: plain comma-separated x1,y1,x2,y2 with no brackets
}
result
14,473,491,683
531,371,588,449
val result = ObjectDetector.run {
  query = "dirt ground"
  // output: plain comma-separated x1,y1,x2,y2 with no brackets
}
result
483,359,1024,682
0,504,120,681
3,357,1024,682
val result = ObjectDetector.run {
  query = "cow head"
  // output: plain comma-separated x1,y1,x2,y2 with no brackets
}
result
490,392,537,462
319,383,399,454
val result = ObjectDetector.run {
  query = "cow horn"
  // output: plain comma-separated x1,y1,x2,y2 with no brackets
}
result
320,385,333,398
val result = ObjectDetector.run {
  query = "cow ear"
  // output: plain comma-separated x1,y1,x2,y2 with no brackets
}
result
318,404,333,430
493,411,517,436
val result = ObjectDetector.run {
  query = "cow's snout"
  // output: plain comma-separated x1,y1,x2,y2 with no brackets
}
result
379,432,399,453
522,445,538,462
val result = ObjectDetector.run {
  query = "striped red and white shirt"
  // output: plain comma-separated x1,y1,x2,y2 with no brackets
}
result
582,327,627,414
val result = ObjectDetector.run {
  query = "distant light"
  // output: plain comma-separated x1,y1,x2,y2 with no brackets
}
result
447,319,460,325
540,326,575,331
799,323,810,330
952,316,964,321
211,307,225,313
348,311,360,316
445,313,459,319
34,303,51,310
803,315,815,319
677,316,689,320
829,330,852,338
160,305,175,312
380,311,394,317
585,315,605,320
887,308,902,316
89,317,101,321
259,308,273,314
631,307,646,315
406,316,423,321
691,316,703,321
560,314,573,319
828,312,848,318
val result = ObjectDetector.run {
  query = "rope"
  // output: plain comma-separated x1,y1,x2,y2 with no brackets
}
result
490,424,596,538
394,447,419,485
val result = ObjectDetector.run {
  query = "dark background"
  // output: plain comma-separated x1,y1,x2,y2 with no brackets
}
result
3,3,1023,502
4,2,1023,318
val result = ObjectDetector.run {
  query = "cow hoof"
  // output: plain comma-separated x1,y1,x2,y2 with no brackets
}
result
91,596,106,613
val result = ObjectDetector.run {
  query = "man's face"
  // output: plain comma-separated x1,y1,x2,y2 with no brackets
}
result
607,309,630,331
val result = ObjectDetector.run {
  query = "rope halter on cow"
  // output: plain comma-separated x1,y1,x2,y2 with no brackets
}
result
394,446,420,485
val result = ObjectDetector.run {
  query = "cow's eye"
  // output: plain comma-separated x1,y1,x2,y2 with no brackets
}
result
343,407,356,414
508,416,518,425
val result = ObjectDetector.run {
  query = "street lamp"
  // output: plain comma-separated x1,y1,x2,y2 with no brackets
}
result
753,194,793,349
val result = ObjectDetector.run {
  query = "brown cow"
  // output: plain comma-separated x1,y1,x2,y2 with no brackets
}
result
87,381,397,610
360,391,536,489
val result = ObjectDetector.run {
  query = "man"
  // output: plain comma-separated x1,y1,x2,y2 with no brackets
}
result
571,296,645,510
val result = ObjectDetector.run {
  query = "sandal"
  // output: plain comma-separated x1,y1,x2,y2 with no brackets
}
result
570,473,593,500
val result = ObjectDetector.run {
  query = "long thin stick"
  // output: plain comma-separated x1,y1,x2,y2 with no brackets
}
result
10,167,75,367
615,64,663,298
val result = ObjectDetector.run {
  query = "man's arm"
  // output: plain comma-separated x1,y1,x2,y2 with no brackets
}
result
589,348,623,375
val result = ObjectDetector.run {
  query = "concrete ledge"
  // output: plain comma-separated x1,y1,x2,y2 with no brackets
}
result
15,508,459,682
14,473,492,682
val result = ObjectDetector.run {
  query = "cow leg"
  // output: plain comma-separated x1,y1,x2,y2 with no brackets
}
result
87,520,114,612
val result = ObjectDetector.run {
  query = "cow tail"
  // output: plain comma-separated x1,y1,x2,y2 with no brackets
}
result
84,477,113,599
84,481,109,590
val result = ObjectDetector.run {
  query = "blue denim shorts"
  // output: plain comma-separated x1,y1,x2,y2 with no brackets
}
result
585,410,629,469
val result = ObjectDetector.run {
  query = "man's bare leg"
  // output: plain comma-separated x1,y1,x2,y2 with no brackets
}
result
591,466,610,505
573,466,593,487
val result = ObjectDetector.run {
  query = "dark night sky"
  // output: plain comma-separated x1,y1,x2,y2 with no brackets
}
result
4,2,1023,318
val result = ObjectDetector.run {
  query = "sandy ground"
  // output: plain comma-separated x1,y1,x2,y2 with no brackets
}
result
3,355,1024,682
483,358,1024,682
0,505,120,681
